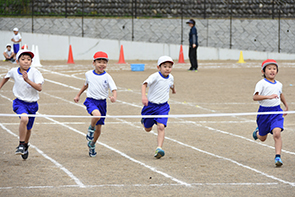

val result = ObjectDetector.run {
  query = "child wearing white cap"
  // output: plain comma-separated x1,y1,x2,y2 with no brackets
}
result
3,43,15,62
0,49,44,160
252,59,288,167
74,51,117,157
141,56,176,159
11,27,22,55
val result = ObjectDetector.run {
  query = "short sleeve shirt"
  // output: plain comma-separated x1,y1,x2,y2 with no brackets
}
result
12,33,21,43
85,70,117,100
253,78,282,107
5,67,44,102
143,72,174,104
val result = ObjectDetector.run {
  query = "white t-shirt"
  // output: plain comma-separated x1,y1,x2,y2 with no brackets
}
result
12,33,22,43
5,67,44,102
253,78,282,107
143,71,174,104
85,70,117,100
4,49,13,57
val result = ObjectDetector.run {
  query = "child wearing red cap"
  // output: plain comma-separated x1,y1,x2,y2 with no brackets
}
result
141,56,176,159
74,51,117,157
252,59,288,167
0,49,44,160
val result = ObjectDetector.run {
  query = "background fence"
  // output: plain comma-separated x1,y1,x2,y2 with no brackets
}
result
1,0,295,18
1,0,295,54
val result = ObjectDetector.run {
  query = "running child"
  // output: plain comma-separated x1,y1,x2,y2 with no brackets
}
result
141,56,176,159
74,51,117,157
252,59,288,167
0,49,44,160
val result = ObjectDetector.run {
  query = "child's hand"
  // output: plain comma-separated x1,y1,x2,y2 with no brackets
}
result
74,96,80,103
22,71,28,81
172,89,176,94
268,94,279,99
142,96,148,106
109,96,116,103
283,106,289,117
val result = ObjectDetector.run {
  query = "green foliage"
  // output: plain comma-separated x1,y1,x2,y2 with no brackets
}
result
0,0,31,15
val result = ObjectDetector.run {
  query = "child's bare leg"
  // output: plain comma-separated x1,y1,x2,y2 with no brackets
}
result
93,125,102,143
91,109,101,128
157,123,165,148
272,128,282,155
19,114,29,141
25,129,31,144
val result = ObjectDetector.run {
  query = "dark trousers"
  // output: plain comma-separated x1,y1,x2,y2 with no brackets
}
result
189,46,198,70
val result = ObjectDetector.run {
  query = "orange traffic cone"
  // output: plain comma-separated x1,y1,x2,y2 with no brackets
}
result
117,45,126,64
177,45,185,63
67,45,75,64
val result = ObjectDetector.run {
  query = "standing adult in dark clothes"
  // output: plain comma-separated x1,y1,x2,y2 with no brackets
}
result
186,19,198,71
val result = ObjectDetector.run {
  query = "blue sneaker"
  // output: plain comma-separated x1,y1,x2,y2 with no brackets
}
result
275,157,283,167
87,141,97,157
252,127,258,140
86,125,95,141
154,147,165,159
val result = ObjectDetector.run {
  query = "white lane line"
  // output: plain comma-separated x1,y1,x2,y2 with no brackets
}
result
13,68,295,186
0,93,190,187
0,182,280,190
42,115,191,187
42,90,295,187
0,123,85,188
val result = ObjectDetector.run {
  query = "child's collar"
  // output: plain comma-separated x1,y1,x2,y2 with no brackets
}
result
18,67,31,75
158,71,169,79
264,78,276,84
93,70,106,76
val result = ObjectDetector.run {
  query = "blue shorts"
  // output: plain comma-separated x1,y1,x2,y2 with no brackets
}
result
13,43,20,55
83,98,106,125
256,105,284,136
13,98,39,130
141,102,170,128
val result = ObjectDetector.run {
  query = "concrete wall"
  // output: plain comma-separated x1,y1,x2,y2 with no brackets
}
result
1,31,294,61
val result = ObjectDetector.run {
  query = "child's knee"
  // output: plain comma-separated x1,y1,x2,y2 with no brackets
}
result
20,116,29,124
145,127,152,132
157,123,165,131
92,110,101,120
272,128,282,139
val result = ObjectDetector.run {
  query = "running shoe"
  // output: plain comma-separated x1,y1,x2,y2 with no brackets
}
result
275,157,283,167
86,125,95,141
15,144,25,155
87,141,97,157
252,127,258,140
154,147,165,159
21,144,30,160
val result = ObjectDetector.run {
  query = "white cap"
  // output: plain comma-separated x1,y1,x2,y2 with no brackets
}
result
16,49,34,60
13,27,19,32
6,43,11,47
157,56,174,66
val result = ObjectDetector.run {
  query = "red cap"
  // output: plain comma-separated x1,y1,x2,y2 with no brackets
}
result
261,59,278,70
93,51,109,62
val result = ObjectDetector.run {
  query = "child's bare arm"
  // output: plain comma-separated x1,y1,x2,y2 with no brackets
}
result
141,83,148,106
280,93,288,116
109,90,117,103
0,77,9,89
170,84,176,94
253,92,278,101
22,71,42,91
74,84,88,103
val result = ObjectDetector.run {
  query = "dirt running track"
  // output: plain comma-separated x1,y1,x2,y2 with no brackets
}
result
0,59,294,196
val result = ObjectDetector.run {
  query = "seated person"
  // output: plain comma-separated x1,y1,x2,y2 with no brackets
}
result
3,44,15,62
